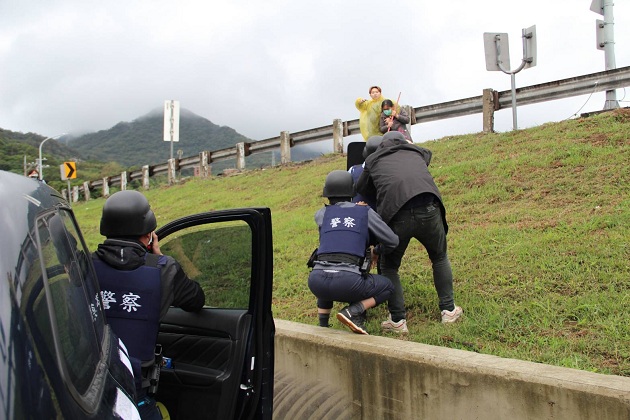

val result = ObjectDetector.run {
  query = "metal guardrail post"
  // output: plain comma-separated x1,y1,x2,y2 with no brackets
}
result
167,159,176,185
482,88,496,133
102,177,110,197
142,165,150,190
83,182,91,201
333,119,343,154
236,142,246,170
280,131,291,164
120,171,127,191
200,151,209,178
402,105,413,135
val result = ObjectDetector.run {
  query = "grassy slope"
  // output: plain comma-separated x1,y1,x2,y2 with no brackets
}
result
73,109,630,376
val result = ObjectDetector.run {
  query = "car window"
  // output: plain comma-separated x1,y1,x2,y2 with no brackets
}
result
35,213,101,395
158,221,252,309
57,211,106,340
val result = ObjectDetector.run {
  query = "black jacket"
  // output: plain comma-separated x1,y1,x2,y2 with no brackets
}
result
356,135,448,233
94,238,205,319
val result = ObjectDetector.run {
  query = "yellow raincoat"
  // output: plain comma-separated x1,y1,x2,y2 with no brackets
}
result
355,97,399,141
355,97,384,141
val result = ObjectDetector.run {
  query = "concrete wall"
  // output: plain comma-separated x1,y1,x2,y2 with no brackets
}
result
273,320,630,420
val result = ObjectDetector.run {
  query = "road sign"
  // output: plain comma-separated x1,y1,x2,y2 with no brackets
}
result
483,32,510,71
60,162,77,180
164,100,180,142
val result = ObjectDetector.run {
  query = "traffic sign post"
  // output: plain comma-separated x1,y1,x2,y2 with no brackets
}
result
483,25,537,130
60,162,77,207
164,100,180,161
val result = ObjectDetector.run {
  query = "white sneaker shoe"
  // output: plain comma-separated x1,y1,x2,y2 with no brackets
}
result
381,315,408,334
441,306,463,323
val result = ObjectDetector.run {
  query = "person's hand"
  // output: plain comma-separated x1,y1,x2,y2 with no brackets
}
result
150,232,163,255
357,201,368,206
387,117,394,128
391,109,398,118
370,247,379,269
360,98,367,104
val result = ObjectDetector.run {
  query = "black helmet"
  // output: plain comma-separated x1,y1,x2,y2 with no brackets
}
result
382,131,407,145
322,170,354,199
363,135,383,159
100,190,157,237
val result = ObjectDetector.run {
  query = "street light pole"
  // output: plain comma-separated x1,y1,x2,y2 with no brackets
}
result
38,133,66,181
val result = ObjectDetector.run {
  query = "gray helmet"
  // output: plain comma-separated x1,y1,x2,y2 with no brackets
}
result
100,190,157,237
322,170,354,199
363,135,383,159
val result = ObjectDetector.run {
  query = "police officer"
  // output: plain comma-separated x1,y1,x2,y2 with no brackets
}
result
308,170,398,335
93,190,205,419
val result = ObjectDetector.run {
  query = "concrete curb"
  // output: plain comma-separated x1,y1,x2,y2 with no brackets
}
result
274,319,630,419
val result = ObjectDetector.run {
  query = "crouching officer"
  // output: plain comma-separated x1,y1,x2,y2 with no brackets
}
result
308,170,398,334
93,190,205,419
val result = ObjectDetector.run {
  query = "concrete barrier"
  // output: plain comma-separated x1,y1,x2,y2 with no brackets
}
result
273,320,630,419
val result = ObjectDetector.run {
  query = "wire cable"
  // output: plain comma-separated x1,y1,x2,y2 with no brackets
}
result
563,80,600,120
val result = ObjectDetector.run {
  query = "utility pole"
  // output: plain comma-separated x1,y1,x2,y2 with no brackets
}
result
592,0,619,109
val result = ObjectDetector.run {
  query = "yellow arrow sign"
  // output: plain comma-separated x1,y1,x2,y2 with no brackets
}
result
64,162,77,179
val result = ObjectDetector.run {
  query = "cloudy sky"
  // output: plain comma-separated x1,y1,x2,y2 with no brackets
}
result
1,0,628,145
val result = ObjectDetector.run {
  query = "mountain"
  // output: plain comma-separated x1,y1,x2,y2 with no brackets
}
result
0,128,80,173
67,108,252,167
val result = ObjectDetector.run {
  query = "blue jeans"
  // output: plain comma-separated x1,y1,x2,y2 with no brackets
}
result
308,268,393,310
381,202,454,320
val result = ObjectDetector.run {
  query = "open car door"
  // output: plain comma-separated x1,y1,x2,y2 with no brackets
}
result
154,208,274,420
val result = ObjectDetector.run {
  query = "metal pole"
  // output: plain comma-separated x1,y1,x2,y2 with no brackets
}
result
38,138,51,181
603,0,619,109
37,133,66,181
67,180,72,208
511,73,518,130
495,34,528,131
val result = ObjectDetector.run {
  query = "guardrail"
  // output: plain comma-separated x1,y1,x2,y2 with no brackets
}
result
64,65,630,202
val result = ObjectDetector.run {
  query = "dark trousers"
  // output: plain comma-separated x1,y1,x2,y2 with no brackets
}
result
308,268,393,310
381,202,454,320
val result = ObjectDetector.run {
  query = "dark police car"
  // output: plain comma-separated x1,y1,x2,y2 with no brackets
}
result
0,170,274,419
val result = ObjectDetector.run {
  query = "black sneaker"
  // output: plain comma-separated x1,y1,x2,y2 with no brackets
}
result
336,306,368,335
353,311,367,331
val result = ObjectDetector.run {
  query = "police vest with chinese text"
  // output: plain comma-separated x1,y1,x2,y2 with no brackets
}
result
318,204,369,258
93,253,162,367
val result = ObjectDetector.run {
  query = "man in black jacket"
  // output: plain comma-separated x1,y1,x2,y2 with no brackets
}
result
357,131,463,333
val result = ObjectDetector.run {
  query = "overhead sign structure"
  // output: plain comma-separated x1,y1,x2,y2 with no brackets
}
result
60,162,77,180
483,25,537,130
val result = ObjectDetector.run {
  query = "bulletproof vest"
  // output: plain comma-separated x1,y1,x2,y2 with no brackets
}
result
318,204,369,258
93,254,162,364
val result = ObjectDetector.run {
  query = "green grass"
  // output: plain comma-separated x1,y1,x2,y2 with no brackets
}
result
73,109,630,376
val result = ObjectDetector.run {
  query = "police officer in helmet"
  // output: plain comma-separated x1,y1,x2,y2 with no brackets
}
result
93,190,205,419
308,170,398,334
